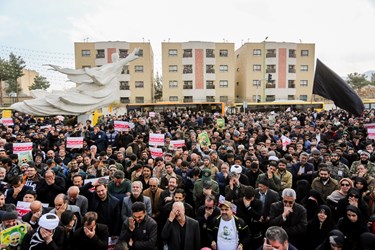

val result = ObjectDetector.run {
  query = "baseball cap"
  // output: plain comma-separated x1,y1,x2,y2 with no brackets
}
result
201,169,211,181
219,200,233,209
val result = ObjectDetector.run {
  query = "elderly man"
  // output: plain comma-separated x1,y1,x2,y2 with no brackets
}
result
143,177,163,219
208,200,250,250
68,186,88,215
122,181,152,221
22,200,50,229
37,170,66,207
269,188,307,249
162,201,200,250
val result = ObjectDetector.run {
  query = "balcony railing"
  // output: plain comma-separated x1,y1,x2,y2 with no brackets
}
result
266,68,276,73
96,54,105,58
120,86,130,90
183,52,192,58
289,53,296,58
266,53,276,58
288,83,296,88
206,85,215,89
183,85,193,89
266,83,276,88
288,69,296,73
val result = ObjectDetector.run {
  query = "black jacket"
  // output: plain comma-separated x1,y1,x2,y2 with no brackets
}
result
70,223,109,250
161,216,201,250
118,215,157,250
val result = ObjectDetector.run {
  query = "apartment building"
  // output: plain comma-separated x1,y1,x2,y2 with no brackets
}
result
74,41,154,104
162,41,235,104
235,41,315,102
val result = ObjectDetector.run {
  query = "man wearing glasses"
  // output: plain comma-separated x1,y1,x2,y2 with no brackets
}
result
269,188,307,249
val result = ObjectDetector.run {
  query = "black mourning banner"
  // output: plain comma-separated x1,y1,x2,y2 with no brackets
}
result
313,59,364,116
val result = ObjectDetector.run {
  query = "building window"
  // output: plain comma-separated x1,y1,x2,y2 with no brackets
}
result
266,49,276,58
135,81,144,88
288,65,296,73
183,81,193,89
183,96,193,102
301,50,309,56
120,97,130,103
206,96,215,102
169,96,178,102
300,65,308,71
206,65,215,74
253,80,261,86
220,49,228,57
135,65,144,73
300,95,308,101
169,81,178,88
169,65,178,72
136,49,143,57
206,49,215,58
253,64,261,71
206,81,215,89
266,65,276,73
219,65,228,72
289,49,296,58
220,96,228,103
288,80,295,88
121,66,129,74
253,49,261,56
288,95,295,100
119,49,128,58
120,81,130,90
183,65,193,74
266,95,276,102
135,97,144,103
168,49,177,56
300,80,308,86
96,49,105,58
81,50,91,57
183,49,192,58
219,80,228,88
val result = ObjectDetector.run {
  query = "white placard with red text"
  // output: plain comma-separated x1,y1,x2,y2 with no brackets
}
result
0,118,14,126
66,137,84,148
149,112,155,117
149,147,163,158
170,140,185,148
114,121,134,131
149,133,165,146
13,142,33,154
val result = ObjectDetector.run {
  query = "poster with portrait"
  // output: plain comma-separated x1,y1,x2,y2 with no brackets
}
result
198,131,211,147
0,224,28,247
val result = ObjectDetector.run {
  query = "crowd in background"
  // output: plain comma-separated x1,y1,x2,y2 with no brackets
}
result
0,107,375,250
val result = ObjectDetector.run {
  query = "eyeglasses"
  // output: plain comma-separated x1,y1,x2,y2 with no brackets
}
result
341,183,350,187
283,200,294,205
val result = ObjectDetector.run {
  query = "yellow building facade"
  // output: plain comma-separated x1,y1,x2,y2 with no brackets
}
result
74,41,154,104
235,42,315,102
162,41,235,104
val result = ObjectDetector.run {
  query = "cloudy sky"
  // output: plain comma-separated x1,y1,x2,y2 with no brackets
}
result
0,0,374,90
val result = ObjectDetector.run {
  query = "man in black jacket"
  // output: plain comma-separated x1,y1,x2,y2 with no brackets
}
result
71,211,108,250
117,202,157,250
162,201,200,250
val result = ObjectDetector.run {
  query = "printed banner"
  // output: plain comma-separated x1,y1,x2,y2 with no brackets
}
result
13,143,33,154
84,176,110,185
1,110,12,118
16,201,31,219
281,135,291,151
149,112,155,117
170,140,185,148
368,128,375,139
216,118,225,129
114,121,134,131
0,118,14,126
364,123,375,128
198,131,211,147
0,224,28,247
149,147,163,158
18,151,33,165
40,125,52,130
66,137,84,148
149,133,165,146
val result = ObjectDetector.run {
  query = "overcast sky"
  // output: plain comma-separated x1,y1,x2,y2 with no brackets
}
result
0,0,374,90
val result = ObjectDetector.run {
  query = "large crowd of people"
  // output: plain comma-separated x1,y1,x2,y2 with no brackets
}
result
1,107,375,250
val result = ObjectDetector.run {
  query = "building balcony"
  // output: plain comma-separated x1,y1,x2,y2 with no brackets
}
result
96,54,105,58
288,69,296,73
266,53,276,58
266,69,276,73
120,86,130,90
183,85,193,89
266,83,276,88
206,85,215,89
